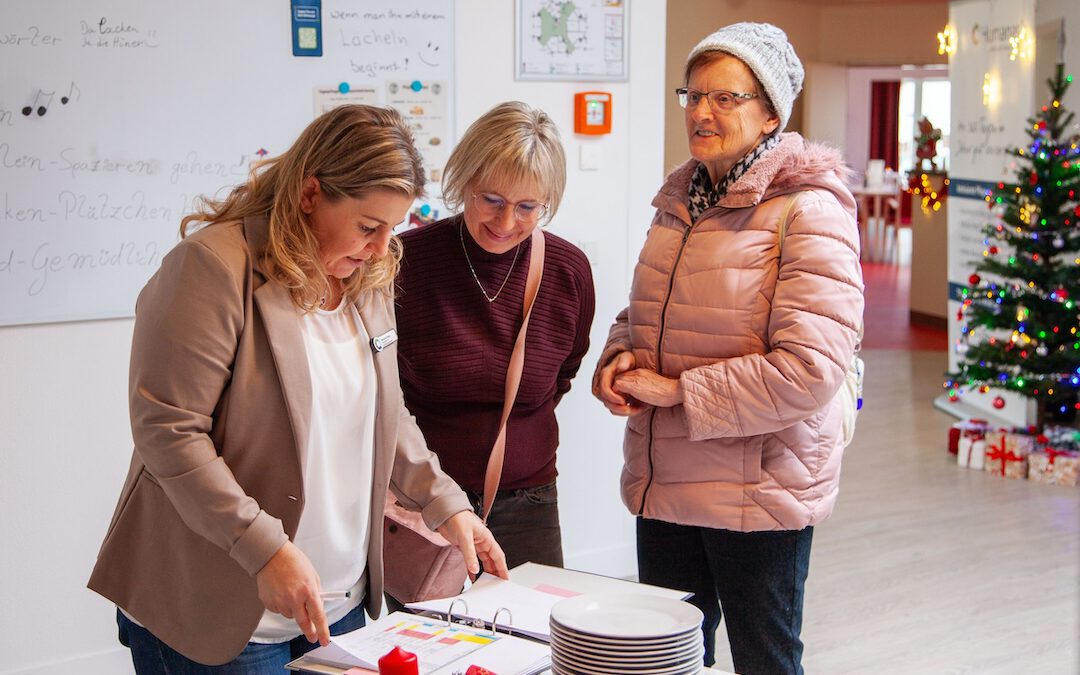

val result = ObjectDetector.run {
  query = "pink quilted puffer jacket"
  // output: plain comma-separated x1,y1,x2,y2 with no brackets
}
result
596,133,864,532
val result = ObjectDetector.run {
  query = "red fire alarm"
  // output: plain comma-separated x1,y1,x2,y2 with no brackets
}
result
574,91,612,135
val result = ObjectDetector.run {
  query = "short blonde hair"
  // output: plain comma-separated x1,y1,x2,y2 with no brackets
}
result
441,101,566,223
181,105,425,310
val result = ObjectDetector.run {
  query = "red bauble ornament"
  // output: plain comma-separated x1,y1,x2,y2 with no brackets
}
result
969,274,981,285
989,246,999,254
1056,288,1068,300
992,396,1006,409
1029,171,1038,185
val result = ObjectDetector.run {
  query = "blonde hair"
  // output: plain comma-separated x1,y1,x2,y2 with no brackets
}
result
441,101,566,223
180,105,425,310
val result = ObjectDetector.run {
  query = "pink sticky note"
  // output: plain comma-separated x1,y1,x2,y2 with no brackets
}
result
534,583,581,598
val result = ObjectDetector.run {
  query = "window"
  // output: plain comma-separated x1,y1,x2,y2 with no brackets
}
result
898,78,950,175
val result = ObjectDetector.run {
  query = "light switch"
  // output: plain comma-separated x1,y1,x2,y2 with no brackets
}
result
579,144,601,171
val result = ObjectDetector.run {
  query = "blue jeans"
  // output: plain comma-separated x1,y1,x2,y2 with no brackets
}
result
636,517,813,675
117,603,366,674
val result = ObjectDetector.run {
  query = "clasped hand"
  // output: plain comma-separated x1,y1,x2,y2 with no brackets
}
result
593,351,683,416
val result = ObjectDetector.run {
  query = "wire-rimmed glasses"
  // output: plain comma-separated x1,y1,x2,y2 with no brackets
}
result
676,87,758,111
471,192,549,225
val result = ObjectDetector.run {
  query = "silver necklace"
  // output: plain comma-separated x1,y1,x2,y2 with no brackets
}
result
459,222,521,303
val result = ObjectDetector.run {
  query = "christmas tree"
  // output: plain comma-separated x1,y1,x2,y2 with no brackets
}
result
947,63,1080,427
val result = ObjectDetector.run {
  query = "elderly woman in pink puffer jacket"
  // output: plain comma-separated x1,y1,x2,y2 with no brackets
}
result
593,22,863,675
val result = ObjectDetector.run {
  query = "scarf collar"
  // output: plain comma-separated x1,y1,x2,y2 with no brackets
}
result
687,133,780,222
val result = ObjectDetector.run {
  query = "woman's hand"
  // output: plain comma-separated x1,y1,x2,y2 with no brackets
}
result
256,541,330,646
593,351,638,416
613,368,684,409
437,511,509,580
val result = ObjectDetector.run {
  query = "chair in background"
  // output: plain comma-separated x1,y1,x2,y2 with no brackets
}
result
880,191,912,266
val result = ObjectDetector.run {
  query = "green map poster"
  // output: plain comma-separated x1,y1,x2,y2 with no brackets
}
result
515,0,628,81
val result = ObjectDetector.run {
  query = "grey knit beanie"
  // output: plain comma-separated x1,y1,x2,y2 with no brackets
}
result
687,22,804,132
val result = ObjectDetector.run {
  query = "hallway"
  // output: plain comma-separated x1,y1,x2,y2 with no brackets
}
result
860,261,948,351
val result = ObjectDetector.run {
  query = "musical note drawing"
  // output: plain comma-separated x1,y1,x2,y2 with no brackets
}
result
21,90,55,117
60,82,80,105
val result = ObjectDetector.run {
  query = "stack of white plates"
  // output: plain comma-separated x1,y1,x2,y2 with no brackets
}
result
548,593,705,675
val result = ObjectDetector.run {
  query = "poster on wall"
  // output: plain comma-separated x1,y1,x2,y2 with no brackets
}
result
944,0,1035,424
515,0,628,81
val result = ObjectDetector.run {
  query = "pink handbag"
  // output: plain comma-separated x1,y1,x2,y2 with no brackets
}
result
382,228,546,603
382,495,468,603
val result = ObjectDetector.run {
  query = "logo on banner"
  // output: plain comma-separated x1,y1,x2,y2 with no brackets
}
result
970,22,1023,51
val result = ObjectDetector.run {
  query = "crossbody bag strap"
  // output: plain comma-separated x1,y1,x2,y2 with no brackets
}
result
776,192,799,257
777,192,864,351
480,227,546,523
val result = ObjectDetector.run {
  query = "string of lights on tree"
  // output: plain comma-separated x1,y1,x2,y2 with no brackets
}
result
945,63,1080,424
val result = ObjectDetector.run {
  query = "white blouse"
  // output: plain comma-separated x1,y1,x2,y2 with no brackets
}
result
252,299,377,642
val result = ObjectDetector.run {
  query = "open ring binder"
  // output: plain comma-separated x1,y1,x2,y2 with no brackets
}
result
444,597,516,637
491,607,513,636
445,597,469,626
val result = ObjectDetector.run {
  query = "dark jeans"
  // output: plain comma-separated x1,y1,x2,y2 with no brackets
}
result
117,602,366,674
466,480,564,570
637,517,813,675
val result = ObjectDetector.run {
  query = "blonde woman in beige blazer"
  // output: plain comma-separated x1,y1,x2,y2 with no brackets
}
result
88,105,506,672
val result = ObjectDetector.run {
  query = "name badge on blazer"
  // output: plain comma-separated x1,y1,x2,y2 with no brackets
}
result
371,329,398,353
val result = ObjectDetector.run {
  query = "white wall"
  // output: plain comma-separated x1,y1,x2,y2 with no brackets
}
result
0,2,666,673
804,62,849,153
1035,0,1080,115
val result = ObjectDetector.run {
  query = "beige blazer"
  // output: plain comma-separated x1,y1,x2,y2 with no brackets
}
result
88,215,470,665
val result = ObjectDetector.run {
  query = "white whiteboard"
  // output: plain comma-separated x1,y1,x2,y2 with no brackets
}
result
0,0,453,326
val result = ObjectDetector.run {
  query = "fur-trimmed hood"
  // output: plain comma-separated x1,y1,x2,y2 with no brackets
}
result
655,132,855,217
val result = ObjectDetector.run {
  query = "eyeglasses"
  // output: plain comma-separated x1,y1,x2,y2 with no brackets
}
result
675,87,758,111
471,192,549,225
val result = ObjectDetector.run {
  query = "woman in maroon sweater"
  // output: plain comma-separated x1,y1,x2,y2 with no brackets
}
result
395,101,595,570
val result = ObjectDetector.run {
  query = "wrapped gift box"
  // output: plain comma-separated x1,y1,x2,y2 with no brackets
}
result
955,420,990,468
957,437,986,469
1042,425,1079,452
1027,448,1080,486
983,431,1033,479
947,425,960,455
950,419,990,457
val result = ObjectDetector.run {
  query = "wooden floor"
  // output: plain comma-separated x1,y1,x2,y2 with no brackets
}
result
861,262,948,351
802,350,1078,674
704,263,1080,673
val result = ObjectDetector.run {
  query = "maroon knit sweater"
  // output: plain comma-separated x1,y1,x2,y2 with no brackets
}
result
395,216,595,492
